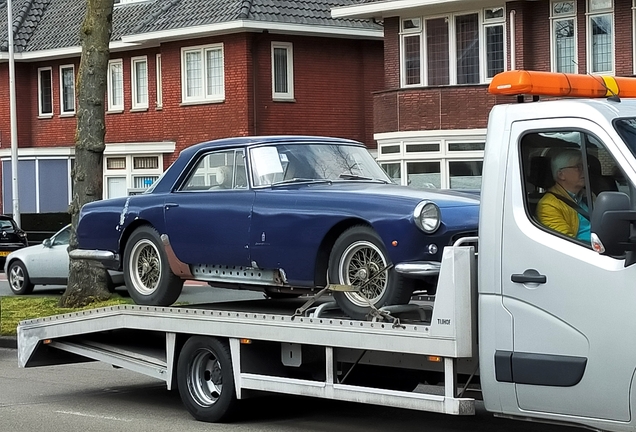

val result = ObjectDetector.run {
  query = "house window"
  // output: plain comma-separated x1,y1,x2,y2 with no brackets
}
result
38,67,53,116
104,154,162,198
156,54,162,108
60,65,75,114
272,42,294,100
108,59,124,111
131,56,148,109
401,8,505,87
551,1,577,73
587,0,613,74
181,44,225,103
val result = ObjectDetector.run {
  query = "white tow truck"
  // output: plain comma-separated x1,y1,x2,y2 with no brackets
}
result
17,70,636,431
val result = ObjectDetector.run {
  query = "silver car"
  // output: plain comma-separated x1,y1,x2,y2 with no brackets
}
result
4,224,124,295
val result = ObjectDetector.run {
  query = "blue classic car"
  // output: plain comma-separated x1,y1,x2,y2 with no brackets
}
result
72,136,479,319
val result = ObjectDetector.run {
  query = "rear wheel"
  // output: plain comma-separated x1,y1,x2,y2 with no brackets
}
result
123,226,183,305
177,336,237,423
329,226,413,320
8,260,34,295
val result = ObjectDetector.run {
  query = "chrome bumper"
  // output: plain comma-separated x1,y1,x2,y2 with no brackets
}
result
69,249,116,261
394,261,440,277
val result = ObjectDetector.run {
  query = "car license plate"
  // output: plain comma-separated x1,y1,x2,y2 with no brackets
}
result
0,251,9,257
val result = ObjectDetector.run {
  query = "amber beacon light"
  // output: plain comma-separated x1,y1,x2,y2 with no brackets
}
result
488,70,636,98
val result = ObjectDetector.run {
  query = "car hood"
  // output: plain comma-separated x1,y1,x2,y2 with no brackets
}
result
281,182,480,208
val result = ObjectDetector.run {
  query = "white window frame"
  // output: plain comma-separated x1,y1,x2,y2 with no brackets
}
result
400,8,506,87
376,130,486,189
37,67,53,117
103,154,163,199
181,43,225,104
550,1,578,73
271,42,294,100
59,64,75,115
107,59,124,112
586,0,614,74
131,56,148,110
156,54,162,109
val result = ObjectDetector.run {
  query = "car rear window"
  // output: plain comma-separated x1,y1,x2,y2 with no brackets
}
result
0,219,15,231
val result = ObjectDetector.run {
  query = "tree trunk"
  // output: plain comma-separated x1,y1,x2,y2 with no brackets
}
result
60,0,114,308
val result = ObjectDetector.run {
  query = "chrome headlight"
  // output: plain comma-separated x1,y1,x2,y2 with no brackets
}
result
414,201,441,233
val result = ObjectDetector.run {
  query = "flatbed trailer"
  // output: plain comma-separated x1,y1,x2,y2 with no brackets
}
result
17,245,477,422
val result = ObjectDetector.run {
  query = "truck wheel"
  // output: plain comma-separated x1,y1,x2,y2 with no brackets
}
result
177,336,237,423
123,226,183,306
329,226,413,320
8,260,34,295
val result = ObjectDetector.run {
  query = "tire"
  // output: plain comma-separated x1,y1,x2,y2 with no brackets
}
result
177,336,237,423
7,260,34,295
123,226,184,306
329,226,413,320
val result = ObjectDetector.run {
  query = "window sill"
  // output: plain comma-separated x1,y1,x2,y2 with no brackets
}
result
130,107,148,113
180,99,225,107
59,113,75,118
107,109,124,115
37,114,54,120
273,97,296,103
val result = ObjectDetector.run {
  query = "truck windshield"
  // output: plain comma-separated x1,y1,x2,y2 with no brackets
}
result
614,118,636,156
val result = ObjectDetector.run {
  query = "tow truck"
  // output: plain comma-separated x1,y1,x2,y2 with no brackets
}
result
17,70,636,431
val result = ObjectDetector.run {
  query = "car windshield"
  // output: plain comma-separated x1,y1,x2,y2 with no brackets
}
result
250,143,391,187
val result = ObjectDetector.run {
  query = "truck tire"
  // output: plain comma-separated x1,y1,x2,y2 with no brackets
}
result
329,226,413,320
177,336,237,423
123,226,183,306
8,260,34,295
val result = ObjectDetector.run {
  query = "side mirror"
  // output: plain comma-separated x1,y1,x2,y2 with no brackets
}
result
591,192,636,257
42,238,52,248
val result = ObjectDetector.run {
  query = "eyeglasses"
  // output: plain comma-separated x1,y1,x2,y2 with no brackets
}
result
559,163,584,171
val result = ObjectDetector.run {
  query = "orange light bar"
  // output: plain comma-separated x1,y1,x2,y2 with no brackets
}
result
489,70,636,98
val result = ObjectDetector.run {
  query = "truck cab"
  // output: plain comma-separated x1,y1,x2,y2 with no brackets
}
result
479,71,636,429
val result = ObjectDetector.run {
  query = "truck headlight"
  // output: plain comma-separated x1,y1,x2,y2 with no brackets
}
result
414,201,441,234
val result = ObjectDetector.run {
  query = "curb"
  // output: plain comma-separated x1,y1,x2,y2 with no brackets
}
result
0,336,17,349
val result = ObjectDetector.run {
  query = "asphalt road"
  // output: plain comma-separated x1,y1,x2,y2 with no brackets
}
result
0,347,587,432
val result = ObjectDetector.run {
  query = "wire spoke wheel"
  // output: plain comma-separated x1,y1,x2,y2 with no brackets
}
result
129,239,162,295
338,240,388,307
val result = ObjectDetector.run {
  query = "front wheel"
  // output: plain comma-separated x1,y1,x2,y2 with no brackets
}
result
328,226,413,320
8,260,34,295
123,226,184,305
177,336,237,423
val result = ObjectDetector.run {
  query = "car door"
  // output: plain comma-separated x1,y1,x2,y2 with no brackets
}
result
163,149,254,267
500,118,636,422
27,226,70,281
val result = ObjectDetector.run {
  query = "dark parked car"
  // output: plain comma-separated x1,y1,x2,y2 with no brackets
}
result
0,215,28,261
72,136,479,319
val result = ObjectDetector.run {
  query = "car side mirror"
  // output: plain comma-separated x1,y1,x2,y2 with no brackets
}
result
591,192,636,259
42,238,52,248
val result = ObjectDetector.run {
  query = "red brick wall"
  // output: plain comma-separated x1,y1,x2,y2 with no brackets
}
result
374,0,635,135
251,34,383,148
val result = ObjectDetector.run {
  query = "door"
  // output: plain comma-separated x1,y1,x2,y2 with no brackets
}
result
163,149,253,267
27,225,71,281
500,118,636,421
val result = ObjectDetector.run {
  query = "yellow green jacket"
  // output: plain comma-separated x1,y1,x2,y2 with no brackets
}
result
536,184,580,238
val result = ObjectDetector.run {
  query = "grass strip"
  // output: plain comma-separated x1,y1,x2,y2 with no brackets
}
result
0,296,134,336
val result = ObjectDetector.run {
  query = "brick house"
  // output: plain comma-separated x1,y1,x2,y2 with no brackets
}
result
333,0,632,190
0,0,383,215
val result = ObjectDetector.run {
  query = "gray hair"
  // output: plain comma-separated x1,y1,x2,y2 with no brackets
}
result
551,149,582,180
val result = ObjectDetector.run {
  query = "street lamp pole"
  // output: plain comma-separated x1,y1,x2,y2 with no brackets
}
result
7,0,19,226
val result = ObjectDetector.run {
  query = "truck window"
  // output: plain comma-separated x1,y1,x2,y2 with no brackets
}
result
520,130,626,246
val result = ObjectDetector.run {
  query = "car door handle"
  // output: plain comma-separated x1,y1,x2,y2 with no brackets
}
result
165,203,179,210
511,269,547,284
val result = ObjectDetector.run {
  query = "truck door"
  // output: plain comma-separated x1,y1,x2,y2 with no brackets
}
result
500,118,636,422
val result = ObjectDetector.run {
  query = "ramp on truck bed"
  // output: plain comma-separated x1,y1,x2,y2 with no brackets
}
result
17,245,477,420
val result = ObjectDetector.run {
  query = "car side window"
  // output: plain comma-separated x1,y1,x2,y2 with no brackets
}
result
181,149,247,191
52,227,71,246
521,130,626,247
